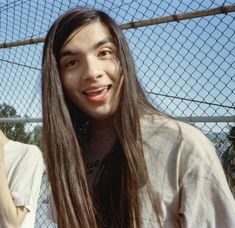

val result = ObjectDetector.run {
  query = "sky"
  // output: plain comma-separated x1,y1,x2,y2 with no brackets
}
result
0,0,234,134
0,1,234,226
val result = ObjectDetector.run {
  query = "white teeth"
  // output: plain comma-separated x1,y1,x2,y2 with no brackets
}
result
85,86,108,94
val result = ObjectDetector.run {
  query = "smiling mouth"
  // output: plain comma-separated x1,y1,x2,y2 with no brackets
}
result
83,85,112,97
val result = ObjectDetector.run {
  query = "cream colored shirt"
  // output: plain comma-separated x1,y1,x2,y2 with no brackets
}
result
3,140,44,228
140,115,235,227
48,114,235,227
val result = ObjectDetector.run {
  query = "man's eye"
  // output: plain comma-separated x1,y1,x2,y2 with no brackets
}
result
67,59,79,66
99,50,112,57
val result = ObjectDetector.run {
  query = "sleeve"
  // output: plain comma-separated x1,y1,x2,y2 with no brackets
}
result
10,145,45,212
178,127,235,228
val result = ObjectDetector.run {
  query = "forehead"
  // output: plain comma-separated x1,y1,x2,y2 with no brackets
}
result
61,21,112,51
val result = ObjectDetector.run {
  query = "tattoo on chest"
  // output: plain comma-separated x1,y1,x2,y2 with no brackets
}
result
85,160,100,174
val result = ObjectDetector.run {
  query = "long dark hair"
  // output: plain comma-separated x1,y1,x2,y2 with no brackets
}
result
42,7,161,228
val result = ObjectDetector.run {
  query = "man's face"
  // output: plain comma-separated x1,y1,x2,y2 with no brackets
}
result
59,21,123,120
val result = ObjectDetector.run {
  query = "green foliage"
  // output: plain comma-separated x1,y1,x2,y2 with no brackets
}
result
28,125,43,150
229,126,235,153
0,103,42,150
228,126,235,196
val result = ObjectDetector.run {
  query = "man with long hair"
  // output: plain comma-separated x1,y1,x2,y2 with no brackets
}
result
0,129,44,227
41,7,235,228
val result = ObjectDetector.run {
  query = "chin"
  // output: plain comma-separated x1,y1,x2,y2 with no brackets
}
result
88,109,116,121
91,113,113,120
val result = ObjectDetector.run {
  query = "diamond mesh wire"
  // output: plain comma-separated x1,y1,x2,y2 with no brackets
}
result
0,0,234,226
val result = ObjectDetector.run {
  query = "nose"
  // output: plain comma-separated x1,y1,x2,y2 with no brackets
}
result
83,56,103,81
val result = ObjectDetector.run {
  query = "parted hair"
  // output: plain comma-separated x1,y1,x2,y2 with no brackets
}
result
42,7,161,228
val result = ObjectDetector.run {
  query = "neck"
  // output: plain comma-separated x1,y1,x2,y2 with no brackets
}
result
84,117,117,160
89,117,116,140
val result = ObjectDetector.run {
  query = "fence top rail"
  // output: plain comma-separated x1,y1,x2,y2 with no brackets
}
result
0,4,234,49
0,116,234,123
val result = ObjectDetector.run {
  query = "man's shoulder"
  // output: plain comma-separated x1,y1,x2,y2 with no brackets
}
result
140,113,214,158
7,140,39,151
5,140,43,164
141,113,209,141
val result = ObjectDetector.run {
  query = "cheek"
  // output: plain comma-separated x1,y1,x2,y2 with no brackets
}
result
62,76,80,100
113,62,122,84
61,74,80,94
108,60,121,81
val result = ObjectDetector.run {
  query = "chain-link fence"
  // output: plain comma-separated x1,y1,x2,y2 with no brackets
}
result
0,0,235,227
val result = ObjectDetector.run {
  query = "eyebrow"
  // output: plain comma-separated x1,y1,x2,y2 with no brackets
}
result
59,37,114,59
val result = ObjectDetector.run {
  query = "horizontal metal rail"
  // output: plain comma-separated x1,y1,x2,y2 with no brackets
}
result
0,116,234,123
0,4,234,49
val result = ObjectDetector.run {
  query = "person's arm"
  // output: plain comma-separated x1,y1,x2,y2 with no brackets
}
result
178,126,235,227
0,137,27,228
